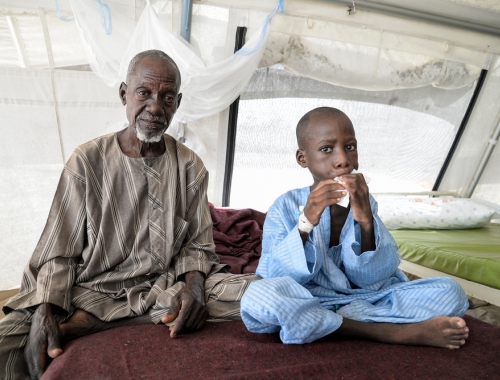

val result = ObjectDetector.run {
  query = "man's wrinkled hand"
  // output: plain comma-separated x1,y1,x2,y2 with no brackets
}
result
24,303,63,380
161,271,208,338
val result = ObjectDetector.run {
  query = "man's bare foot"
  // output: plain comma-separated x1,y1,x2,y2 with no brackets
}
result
337,316,469,349
59,310,106,342
25,304,63,379
60,309,155,342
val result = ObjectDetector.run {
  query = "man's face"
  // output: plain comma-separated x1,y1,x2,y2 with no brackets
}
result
121,57,182,143
297,114,359,186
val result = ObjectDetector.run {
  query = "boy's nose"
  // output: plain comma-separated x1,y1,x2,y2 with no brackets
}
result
333,151,350,168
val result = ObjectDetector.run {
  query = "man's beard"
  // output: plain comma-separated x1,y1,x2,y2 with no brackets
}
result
135,117,168,143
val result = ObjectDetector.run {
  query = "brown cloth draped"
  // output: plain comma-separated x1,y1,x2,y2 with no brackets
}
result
209,205,266,275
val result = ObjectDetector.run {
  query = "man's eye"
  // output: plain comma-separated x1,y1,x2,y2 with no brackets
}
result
164,95,175,103
320,147,332,153
346,145,356,151
138,91,148,96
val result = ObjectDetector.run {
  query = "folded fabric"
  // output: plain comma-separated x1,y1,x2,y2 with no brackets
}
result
376,197,497,229
209,204,266,274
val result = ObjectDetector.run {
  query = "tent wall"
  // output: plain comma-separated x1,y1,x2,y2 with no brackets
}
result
0,0,500,291
440,56,500,204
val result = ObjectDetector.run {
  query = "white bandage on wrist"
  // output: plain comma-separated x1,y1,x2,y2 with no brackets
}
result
298,206,314,234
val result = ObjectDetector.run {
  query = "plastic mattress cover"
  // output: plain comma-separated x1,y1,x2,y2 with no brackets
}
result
391,223,500,289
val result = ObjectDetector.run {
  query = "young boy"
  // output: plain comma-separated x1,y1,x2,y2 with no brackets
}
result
240,107,470,348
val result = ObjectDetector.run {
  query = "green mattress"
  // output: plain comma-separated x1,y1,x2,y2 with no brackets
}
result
390,223,500,290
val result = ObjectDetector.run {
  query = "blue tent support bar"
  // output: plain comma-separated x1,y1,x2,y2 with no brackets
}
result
181,0,193,42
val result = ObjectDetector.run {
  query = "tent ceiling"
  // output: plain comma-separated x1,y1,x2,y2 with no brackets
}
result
1,0,499,72
2,0,500,31
325,0,500,36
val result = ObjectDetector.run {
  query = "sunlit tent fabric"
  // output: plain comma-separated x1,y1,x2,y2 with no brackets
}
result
71,0,283,137
67,0,483,151
0,0,500,292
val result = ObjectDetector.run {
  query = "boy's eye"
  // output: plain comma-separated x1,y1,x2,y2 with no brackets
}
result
346,145,357,151
320,147,333,153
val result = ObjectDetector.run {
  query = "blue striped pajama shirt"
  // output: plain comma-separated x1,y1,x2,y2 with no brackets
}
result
240,187,469,344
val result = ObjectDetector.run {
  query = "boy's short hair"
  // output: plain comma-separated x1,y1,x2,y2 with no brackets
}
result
296,107,349,149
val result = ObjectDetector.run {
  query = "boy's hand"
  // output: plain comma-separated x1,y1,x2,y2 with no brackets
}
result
336,173,373,227
303,179,347,225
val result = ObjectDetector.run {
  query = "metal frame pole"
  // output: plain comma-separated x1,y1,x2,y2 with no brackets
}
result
181,0,193,42
325,0,500,37
464,113,500,197
432,69,488,191
222,26,247,207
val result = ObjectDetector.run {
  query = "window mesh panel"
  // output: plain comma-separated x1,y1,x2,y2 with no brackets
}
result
230,66,476,211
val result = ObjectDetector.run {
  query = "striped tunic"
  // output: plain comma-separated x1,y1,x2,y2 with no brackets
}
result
3,133,228,323
241,187,469,344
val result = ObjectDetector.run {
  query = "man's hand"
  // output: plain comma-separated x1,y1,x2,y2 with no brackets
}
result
337,172,375,252
303,179,347,226
24,303,63,380
161,271,208,338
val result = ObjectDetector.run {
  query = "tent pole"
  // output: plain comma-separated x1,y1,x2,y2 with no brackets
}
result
180,0,193,42
222,26,247,207
38,7,66,164
325,0,500,37
463,112,500,198
6,16,29,68
432,69,488,192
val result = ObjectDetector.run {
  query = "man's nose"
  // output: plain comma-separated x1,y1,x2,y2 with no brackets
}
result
146,95,165,115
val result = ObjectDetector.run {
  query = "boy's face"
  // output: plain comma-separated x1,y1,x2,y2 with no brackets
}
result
296,113,358,186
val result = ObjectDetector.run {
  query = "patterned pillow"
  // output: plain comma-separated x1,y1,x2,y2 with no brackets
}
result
376,197,497,229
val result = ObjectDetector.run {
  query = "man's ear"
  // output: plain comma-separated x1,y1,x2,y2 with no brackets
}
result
119,82,127,105
176,93,182,108
296,149,308,168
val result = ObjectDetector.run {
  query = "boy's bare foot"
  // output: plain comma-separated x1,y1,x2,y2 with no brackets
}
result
392,316,468,349
337,316,469,349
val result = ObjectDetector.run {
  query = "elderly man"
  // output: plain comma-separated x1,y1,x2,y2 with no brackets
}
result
0,50,257,379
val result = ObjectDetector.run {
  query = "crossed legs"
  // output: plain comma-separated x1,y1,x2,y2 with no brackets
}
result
241,276,470,347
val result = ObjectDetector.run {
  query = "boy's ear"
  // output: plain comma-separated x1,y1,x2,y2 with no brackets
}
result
296,149,308,168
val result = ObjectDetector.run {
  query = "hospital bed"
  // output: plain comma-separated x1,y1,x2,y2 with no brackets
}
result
393,224,500,306
374,192,500,307
35,204,500,379
0,203,498,379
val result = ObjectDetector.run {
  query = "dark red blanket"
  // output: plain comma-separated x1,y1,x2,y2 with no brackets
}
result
42,315,500,380
210,205,266,275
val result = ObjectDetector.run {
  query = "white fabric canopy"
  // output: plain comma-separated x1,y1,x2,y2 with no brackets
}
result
60,0,486,156
69,0,283,151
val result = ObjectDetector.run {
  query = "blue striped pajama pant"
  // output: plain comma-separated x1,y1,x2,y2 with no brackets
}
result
241,275,469,344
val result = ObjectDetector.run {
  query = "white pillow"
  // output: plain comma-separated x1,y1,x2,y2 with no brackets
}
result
376,197,496,230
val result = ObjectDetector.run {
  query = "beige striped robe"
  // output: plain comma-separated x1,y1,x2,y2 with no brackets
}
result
3,133,239,323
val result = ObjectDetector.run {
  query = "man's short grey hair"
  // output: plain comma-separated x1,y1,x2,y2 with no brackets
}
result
126,49,181,85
